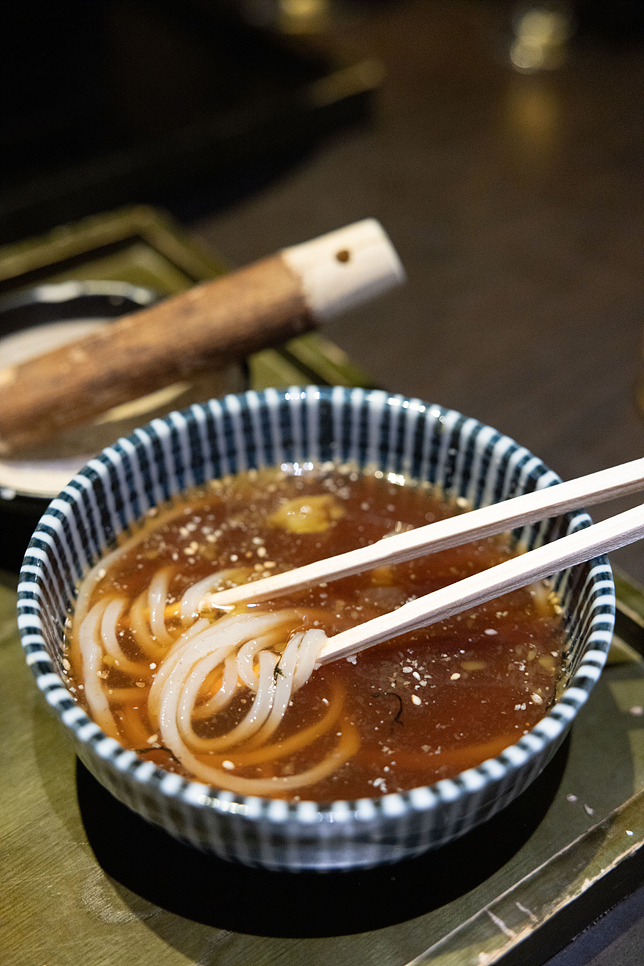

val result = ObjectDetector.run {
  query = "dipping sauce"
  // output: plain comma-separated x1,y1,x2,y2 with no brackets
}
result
66,464,565,800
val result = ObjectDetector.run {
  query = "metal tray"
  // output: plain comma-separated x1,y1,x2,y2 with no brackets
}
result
1,207,643,965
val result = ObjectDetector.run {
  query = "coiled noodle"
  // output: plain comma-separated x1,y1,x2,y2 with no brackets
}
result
72,553,356,793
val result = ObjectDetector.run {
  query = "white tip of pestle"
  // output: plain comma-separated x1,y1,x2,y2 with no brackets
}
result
280,219,405,322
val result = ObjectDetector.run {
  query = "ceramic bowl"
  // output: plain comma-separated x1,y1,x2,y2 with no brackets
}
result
18,387,614,871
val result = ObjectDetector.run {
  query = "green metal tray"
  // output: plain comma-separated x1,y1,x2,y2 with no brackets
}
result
1,207,643,966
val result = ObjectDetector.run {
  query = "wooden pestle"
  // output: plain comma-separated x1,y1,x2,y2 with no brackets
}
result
0,220,404,454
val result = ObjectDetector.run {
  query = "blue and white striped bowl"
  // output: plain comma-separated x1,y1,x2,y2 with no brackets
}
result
17,387,614,871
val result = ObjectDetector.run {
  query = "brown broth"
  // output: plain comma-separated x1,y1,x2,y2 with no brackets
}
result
67,464,566,800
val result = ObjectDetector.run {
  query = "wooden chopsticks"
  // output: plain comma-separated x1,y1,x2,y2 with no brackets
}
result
208,457,644,607
205,457,644,664
316,499,644,663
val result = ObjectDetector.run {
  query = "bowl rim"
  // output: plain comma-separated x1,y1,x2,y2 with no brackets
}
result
17,386,615,826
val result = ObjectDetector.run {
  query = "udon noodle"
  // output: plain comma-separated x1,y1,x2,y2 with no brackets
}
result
66,464,566,800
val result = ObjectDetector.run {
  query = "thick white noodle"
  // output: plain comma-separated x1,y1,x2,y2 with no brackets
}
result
171,612,295,688
147,617,212,720
235,626,292,691
152,612,296,736
192,651,239,718
77,598,120,739
180,568,252,625
173,643,251,750
292,628,328,691
101,597,151,679
225,648,278,745
129,590,169,660
244,629,302,748
147,566,174,646
159,612,297,739
175,648,279,752
236,637,262,690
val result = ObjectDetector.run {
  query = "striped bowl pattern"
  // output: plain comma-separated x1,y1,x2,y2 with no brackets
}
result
17,387,615,871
